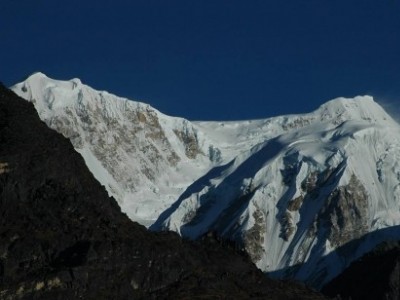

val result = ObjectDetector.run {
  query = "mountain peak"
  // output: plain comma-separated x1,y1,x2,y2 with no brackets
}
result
319,95,375,112
314,95,394,125
16,72,84,94
26,71,81,83
26,71,48,79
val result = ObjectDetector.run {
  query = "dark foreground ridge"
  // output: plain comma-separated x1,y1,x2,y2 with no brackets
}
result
0,84,325,299
322,240,400,300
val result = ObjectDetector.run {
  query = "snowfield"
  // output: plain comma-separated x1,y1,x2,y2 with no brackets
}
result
12,72,400,288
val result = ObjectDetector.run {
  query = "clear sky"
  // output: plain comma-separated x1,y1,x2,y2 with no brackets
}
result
1,0,399,120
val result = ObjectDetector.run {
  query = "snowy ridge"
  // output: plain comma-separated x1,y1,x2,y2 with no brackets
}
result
12,73,220,226
11,73,400,288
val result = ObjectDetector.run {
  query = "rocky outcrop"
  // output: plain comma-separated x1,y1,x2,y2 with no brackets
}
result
243,209,266,262
0,84,326,299
173,128,203,159
318,174,369,248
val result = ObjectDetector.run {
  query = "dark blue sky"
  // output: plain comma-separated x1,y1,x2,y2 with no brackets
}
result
1,0,399,120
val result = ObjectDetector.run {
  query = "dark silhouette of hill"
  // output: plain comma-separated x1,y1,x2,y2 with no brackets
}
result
267,225,400,291
0,84,325,299
322,240,400,300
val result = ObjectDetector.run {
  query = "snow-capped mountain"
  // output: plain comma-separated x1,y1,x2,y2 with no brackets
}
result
11,73,400,288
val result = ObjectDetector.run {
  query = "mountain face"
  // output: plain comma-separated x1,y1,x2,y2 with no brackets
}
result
12,73,400,288
0,84,327,299
12,73,222,227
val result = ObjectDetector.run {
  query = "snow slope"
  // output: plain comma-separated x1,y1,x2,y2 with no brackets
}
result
12,73,400,288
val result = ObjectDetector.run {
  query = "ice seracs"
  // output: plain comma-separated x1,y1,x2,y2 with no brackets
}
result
12,73,400,288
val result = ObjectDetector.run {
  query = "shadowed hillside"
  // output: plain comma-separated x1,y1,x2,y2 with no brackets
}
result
322,240,400,300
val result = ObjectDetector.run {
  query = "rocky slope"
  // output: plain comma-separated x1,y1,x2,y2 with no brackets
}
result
12,73,400,288
0,84,326,299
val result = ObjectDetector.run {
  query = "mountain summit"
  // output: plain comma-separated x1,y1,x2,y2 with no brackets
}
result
12,73,400,288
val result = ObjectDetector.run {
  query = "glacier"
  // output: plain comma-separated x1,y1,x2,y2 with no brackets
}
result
11,72,400,288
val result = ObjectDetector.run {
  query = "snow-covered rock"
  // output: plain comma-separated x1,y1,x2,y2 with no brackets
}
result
12,73,400,288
